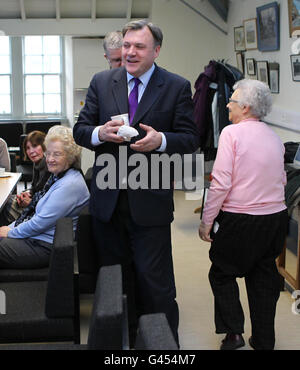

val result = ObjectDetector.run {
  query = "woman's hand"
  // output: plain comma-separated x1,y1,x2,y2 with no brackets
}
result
0,226,11,238
198,222,213,242
16,191,32,208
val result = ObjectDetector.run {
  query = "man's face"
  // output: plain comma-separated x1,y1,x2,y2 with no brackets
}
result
122,26,160,77
105,48,122,69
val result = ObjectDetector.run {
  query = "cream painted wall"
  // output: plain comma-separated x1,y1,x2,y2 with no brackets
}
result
151,0,229,88
227,0,300,142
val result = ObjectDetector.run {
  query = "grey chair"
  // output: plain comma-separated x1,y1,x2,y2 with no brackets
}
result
0,264,129,350
0,217,79,344
135,313,179,350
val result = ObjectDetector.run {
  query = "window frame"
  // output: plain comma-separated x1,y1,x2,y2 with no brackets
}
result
22,35,64,117
0,37,12,117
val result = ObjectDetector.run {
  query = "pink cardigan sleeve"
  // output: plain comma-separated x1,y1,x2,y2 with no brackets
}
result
202,128,234,226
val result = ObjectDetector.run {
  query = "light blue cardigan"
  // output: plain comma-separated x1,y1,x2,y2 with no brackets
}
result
8,168,90,244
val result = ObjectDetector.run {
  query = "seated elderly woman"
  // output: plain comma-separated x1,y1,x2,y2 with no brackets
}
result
199,79,288,351
0,125,90,269
0,131,50,226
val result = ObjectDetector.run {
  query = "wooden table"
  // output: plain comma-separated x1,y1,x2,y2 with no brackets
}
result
0,172,22,212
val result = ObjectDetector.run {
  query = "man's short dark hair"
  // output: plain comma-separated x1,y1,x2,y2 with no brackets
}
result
122,19,163,47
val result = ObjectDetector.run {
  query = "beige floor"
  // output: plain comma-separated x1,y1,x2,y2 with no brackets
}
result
80,190,300,350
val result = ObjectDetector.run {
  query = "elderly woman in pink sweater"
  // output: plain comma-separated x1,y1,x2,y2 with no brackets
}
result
199,79,287,351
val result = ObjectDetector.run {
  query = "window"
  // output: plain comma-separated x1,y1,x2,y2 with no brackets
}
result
23,36,62,115
0,36,11,115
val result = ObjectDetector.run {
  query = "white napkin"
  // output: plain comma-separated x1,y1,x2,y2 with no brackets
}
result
117,126,139,142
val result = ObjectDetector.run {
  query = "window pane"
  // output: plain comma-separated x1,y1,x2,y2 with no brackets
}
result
0,76,10,94
0,95,11,114
25,75,43,94
0,56,10,74
44,56,61,73
26,94,43,114
43,36,60,55
0,37,9,55
24,36,42,55
44,94,61,113
44,75,60,93
25,56,43,73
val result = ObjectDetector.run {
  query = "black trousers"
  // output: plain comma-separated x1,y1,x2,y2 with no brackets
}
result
92,191,179,346
208,209,288,350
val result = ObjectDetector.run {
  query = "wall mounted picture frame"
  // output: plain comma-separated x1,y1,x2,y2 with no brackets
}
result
256,2,280,51
288,0,300,37
234,26,246,51
244,18,258,50
246,58,256,75
256,61,269,85
291,54,300,81
269,62,280,93
236,52,244,74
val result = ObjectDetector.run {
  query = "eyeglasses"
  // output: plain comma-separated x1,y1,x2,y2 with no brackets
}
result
45,151,65,159
228,98,240,104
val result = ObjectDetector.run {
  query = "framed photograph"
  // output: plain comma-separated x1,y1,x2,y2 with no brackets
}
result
246,58,256,75
256,2,280,51
269,62,280,93
256,61,269,85
244,18,258,50
236,52,244,74
288,0,300,37
291,54,300,81
234,26,246,51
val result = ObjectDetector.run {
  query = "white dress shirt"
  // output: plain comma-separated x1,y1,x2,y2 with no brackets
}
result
91,64,166,151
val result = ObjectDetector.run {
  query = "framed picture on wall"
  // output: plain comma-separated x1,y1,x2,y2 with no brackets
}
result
234,26,246,51
246,58,256,75
236,52,244,74
291,55,300,81
288,0,300,37
256,61,269,85
244,18,258,50
269,62,280,93
256,2,280,51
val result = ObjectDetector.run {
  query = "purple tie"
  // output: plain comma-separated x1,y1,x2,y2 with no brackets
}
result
128,78,141,125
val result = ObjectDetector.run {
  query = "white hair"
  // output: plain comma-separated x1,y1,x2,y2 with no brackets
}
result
233,79,272,119
45,125,81,169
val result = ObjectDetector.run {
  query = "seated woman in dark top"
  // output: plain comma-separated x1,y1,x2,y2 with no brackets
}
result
0,131,50,226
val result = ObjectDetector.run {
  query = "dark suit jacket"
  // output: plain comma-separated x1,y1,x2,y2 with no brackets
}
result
73,65,199,226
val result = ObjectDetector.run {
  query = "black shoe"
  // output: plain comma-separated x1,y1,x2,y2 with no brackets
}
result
220,333,245,350
249,336,258,350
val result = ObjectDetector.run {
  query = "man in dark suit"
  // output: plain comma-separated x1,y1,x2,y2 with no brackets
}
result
73,19,199,346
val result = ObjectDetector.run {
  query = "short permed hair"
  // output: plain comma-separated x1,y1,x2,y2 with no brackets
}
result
122,19,163,47
233,79,272,119
103,31,123,54
45,125,81,169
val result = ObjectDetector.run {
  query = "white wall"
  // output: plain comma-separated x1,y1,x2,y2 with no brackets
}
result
227,0,300,142
151,0,228,88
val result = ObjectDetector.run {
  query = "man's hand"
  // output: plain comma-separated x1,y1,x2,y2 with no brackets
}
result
0,226,10,238
130,123,162,152
98,120,125,143
198,222,213,242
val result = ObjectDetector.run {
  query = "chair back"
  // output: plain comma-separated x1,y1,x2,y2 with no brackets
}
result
0,122,23,147
45,217,75,318
135,313,179,350
87,265,124,350
25,121,60,135
75,206,98,293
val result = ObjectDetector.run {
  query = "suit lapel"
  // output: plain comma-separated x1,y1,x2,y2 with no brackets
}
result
112,68,128,115
131,66,164,126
